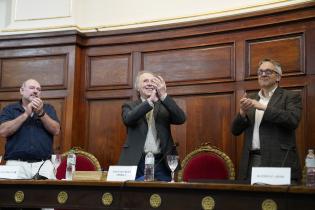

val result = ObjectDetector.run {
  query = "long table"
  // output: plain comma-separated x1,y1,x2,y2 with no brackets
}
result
0,180,314,210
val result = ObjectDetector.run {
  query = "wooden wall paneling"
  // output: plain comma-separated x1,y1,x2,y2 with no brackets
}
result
294,87,307,167
233,39,246,171
141,44,235,86
0,55,66,89
45,98,65,152
138,35,235,57
247,33,305,78
182,93,235,162
170,96,187,161
132,51,142,100
0,47,71,91
71,46,87,149
83,47,135,169
305,28,315,75
240,19,315,79
0,48,69,91
86,31,241,64
86,99,127,170
87,53,133,90
235,40,246,82
50,45,76,153
306,79,315,150
233,89,246,177
167,82,239,165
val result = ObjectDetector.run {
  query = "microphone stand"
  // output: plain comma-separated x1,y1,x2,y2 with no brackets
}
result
32,160,48,180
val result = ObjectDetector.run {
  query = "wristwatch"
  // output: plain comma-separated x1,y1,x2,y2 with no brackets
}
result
38,111,46,118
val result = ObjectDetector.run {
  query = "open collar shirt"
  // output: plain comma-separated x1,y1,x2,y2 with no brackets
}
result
252,86,277,150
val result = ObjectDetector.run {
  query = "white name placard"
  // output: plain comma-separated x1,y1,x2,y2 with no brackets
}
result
107,166,137,181
0,166,22,179
251,167,291,185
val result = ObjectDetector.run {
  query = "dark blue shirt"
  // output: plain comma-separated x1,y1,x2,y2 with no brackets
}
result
0,101,60,161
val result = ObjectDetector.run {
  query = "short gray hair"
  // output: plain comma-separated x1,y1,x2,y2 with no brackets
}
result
21,78,40,88
258,58,282,76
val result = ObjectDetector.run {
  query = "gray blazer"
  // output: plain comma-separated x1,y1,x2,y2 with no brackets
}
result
118,95,186,167
231,87,302,180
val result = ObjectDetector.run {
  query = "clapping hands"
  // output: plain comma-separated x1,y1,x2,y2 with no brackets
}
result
239,93,266,117
148,76,167,103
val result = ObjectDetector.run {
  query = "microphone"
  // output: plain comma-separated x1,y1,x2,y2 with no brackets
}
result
32,160,48,180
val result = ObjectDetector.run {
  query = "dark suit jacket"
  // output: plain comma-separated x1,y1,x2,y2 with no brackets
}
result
118,95,186,167
231,87,302,180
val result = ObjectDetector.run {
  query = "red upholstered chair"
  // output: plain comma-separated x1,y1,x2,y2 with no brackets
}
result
56,147,101,180
178,143,235,182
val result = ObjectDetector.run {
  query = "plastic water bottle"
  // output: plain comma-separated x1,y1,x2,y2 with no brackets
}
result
66,153,76,180
305,149,315,187
144,152,154,181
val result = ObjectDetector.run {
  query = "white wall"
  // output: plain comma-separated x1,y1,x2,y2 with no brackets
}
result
0,0,10,30
0,0,312,35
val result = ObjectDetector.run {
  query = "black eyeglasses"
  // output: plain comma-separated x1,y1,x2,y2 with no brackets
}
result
257,69,276,76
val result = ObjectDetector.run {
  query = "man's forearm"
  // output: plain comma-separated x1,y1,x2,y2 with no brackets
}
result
0,113,28,137
40,113,60,136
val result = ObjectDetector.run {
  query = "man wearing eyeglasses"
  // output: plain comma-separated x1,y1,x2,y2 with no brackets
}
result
231,58,302,183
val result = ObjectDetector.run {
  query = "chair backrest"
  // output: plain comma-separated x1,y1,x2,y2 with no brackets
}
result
178,143,235,182
56,147,101,180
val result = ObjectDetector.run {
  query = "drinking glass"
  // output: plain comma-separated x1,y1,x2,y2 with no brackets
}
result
51,154,61,178
167,155,179,183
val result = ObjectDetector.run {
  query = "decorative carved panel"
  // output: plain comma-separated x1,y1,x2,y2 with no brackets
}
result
0,55,67,89
88,54,132,90
142,44,234,85
247,34,304,78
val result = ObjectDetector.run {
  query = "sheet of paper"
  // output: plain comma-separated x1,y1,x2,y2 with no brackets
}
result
107,165,137,181
251,167,291,185
0,166,22,179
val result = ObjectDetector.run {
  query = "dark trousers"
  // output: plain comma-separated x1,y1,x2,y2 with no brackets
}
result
247,150,299,184
136,153,171,181
247,150,262,180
